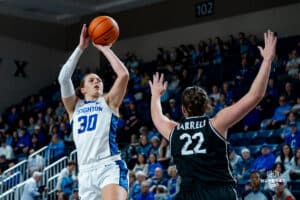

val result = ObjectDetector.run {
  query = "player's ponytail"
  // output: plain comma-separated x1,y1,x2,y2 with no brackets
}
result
75,77,85,99
182,86,208,116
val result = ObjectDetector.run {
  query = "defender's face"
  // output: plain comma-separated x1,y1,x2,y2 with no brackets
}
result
81,74,103,98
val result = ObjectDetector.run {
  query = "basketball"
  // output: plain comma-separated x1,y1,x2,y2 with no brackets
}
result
88,16,119,46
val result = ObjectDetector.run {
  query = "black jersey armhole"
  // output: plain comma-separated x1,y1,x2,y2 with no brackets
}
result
208,120,229,144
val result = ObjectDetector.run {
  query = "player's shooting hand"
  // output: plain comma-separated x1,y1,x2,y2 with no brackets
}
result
258,30,277,62
149,72,168,97
92,43,112,52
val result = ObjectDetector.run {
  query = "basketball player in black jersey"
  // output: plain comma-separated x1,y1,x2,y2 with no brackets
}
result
149,30,277,200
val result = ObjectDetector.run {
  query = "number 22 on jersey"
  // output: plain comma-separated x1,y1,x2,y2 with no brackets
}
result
77,114,98,134
180,132,207,155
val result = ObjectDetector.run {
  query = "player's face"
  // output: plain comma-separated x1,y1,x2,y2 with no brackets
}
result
81,74,103,98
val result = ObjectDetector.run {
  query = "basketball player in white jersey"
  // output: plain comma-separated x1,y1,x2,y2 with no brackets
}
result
58,24,129,200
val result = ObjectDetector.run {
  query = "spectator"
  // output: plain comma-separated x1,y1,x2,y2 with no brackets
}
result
289,148,300,180
0,115,8,133
16,128,31,154
273,179,295,200
283,82,297,105
0,155,8,174
7,106,18,126
158,138,171,169
150,136,160,157
150,167,168,187
45,134,65,162
27,117,36,135
0,139,14,160
136,181,155,200
285,50,300,78
129,171,147,200
57,192,69,200
251,144,276,173
221,82,233,105
275,144,293,170
265,162,290,192
280,113,297,140
167,99,181,121
154,185,171,200
229,147,242,171
133,153,148,175
284,122,300,152
4,131,13,147
33,125,47,147
55,102,66,118
27,148,45,176
167,165,181,198
214,93,227,115
243,106,261,131
136,136,152,157
30,134,42,151
291,96,300,115
192,67,207,89
243,171,269,200
266,96,291,129
129,171,137,195
56,160,77,193
148,153,163,178
209,85,221,102
69,188,80,200
266,78,279,98
21,171,45,200
235,148,253,183
34,95,47,112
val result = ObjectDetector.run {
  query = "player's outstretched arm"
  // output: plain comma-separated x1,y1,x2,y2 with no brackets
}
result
58,24,89,117
211,30,277,138
93,44,129,113
149,73,177,139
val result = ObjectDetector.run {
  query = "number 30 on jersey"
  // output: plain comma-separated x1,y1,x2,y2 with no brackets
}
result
77,114,98,134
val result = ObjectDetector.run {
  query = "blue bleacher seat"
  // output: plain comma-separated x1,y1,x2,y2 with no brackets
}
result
248,145,262,158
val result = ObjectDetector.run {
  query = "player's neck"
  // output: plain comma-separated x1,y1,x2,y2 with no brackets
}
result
85,95,99,101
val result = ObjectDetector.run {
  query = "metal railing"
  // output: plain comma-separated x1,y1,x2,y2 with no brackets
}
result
2,160,27,182
0,171,23,194
0,188,15,200
0,181,27,200
13,181,27,200
42,156,68,186
46,173,60,200
69,150,77,164
69,149,78,174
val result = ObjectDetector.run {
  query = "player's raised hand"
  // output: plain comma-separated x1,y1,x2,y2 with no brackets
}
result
79,24,90,50
258,30,277,62
149,72,168,97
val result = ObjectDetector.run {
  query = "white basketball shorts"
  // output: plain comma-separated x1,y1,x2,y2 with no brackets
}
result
78,155,128,200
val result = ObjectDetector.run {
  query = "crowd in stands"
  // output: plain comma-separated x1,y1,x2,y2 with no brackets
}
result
0,32,299,199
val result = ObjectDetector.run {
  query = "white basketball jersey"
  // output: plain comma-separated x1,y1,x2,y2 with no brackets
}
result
72,97,120,165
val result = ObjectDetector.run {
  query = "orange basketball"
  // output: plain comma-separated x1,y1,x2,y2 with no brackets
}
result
88,16,119,46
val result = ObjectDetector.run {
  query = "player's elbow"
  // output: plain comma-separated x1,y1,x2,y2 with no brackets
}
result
119,71,129,81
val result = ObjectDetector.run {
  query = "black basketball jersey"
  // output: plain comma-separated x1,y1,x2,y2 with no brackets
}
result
170,116,236,188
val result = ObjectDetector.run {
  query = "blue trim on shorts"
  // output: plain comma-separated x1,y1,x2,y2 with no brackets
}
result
115,160,128,191
109,114,119,155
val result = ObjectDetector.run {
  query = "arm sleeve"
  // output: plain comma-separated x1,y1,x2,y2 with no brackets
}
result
58,47,83,98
